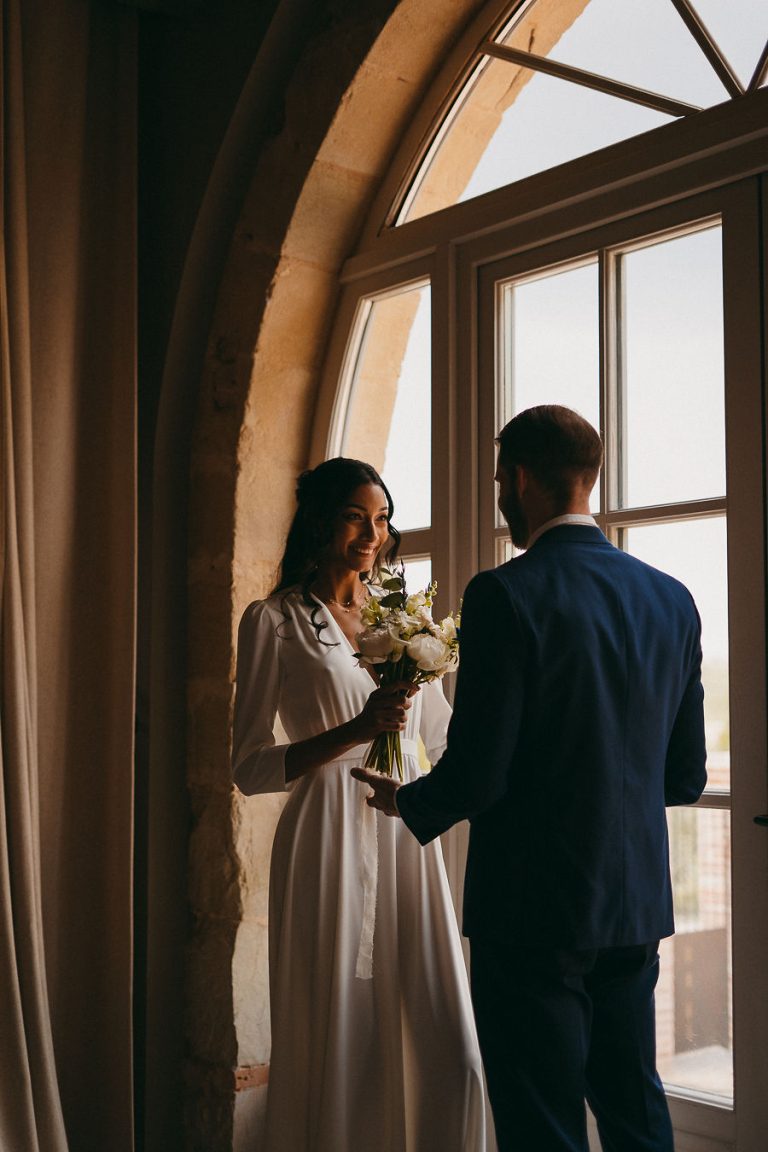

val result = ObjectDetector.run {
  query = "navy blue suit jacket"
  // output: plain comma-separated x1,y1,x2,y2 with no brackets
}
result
396,525,707,949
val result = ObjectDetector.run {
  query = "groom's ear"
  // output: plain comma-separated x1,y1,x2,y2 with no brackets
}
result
513,463,530,496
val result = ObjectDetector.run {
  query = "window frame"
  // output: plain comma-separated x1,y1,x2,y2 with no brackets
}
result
477,210,729,572
383,0,768,230
309,53,768,1152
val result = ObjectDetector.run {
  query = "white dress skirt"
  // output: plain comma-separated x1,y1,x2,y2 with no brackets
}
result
232,590,486,1152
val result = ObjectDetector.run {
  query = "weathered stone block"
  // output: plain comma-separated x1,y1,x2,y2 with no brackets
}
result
188,792,241,919
188,577,234,681
282,162,372,269
251,258,337,371
188,463,238,563
186,915,238,1067
187,689,234,794
185,1057,236,1152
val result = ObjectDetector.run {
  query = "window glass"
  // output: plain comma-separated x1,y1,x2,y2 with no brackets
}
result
624,514,731,1101
657,807,732,1100
340,283,431,531
404,59,671,221
401,555,432,595
536,0,728,107
396,0,764,224
618,226,725,509
688,0,768,88
498,261,600,426
623,517,729,790
496,538,514,565
497,261,600,514
400,554,438,772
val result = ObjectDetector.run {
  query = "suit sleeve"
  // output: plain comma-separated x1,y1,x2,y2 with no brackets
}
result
664,601,707,806
231,600,290,795
396,571,525,844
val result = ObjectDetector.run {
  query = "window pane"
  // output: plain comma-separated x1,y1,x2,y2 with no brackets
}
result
399,556,438,770
540,0,729,107
657,807,732,1101
498,262,600,512
623,517,729,790
341,283,431,531
401,555,432,595
619,226,725,508
499,262,600,425
496,537,514,565
688,0,768,88
395,1,764,223
404,58,670,220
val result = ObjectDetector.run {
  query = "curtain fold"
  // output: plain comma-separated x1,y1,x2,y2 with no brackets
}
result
0,1,137,1148
1,3,70,1145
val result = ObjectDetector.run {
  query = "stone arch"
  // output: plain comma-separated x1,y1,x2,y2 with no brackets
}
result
181,0,492,1145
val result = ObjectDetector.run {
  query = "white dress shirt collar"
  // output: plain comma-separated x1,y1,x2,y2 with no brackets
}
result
526,513,598,549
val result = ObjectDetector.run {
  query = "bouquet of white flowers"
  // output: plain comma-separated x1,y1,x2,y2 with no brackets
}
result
354,567,460,779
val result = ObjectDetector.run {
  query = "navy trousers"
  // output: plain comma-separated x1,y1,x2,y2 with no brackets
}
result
469,938,674,1152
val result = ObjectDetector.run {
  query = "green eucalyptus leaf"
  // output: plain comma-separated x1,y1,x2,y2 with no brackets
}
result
380,592,404,608
382,577,403,590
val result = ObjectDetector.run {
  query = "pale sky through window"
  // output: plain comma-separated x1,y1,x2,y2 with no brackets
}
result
690,0,768,86
381,289,431,532
461,0,766,202
541,0,728,105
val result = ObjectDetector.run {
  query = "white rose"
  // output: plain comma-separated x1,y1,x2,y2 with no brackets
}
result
406,632,451,673
388,610,411,633
385,623,407,657
356,627,397,664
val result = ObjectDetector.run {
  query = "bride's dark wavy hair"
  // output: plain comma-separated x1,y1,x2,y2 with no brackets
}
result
272,457,401,643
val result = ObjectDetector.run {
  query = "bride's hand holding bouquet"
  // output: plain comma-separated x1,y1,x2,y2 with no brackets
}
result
353,567,460,780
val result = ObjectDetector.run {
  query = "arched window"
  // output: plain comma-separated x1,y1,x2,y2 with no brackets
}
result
313,2,768,1147
394,0,768,223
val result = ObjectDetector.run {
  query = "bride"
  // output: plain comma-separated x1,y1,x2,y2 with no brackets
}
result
232,457,485,1151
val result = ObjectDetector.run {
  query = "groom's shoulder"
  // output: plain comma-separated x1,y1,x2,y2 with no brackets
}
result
464,559,527,604
465,565,505,593
463,565,514,604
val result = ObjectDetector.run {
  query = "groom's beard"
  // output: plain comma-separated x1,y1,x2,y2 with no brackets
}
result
501,491,530,551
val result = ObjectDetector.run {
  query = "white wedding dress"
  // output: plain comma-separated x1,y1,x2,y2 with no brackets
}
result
233,590,486,1152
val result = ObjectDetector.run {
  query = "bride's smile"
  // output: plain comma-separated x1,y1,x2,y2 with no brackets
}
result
326,482,391,576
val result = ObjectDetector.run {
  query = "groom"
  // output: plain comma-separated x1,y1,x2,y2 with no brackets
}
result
353,405,707,1152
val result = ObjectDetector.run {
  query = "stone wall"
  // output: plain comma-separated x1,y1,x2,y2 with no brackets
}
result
185,2,411,1146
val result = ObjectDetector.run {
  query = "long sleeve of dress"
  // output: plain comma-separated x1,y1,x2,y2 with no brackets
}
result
419,677,452,765
232,599,290,795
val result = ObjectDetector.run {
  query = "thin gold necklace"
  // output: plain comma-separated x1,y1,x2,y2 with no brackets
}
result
326,593,366,613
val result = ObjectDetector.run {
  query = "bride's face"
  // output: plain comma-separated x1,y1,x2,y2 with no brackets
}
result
328,483,391,573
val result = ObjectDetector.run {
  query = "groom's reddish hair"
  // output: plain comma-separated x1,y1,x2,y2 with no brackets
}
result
496,405,603,503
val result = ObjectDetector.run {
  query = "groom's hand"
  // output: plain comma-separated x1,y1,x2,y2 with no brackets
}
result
351,766,401,818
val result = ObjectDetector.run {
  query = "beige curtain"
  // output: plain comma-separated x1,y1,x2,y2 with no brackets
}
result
0,1,137,1149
